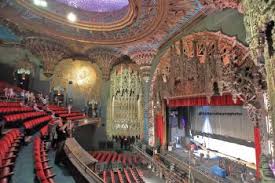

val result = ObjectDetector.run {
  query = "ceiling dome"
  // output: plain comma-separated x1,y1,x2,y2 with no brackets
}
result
55,0,129,12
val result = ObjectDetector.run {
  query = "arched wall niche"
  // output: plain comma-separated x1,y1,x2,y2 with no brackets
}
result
148,31,267,148
50,59,102,108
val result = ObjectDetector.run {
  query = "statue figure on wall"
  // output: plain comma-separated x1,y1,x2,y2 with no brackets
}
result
88,99,99,118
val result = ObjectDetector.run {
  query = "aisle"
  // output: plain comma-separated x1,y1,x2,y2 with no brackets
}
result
48,150,76,183
11,137,76,183
12,139,35,183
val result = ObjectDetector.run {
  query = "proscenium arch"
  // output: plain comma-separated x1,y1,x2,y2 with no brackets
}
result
148,31,266,146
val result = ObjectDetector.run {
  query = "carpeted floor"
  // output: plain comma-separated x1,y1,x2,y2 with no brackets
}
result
11,136,76,183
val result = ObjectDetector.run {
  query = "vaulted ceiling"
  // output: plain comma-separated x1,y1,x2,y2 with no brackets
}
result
0,0,242,49
0,0,243,76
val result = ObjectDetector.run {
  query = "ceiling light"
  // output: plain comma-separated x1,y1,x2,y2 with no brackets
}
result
33,0,47,7
67,12,77,23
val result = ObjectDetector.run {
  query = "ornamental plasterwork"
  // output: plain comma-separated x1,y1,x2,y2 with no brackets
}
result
199,0,243,12
86,47,122,80
148,31,267,146
242,0,275,160
23,37,72,77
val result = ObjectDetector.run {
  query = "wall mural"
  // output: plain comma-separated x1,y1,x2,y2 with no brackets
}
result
50,59,102,105
107,63,143,138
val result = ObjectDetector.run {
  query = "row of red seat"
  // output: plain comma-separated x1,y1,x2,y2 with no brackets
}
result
0,101,21,107
103,171,107,183
94,151,140,166
124,168,132,183
23,116,52,130
4,111,47,123
0,129,23,183
117,169,125,183
92,152,138,166
52,110,67,115
40,125,48,138
33,137,55,183
0,107,33,114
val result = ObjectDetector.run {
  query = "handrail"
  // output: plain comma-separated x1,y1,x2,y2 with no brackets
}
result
132,145,185,183
161,152,222,183
64,138,104,183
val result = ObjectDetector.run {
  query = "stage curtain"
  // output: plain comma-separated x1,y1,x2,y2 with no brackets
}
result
155,113,164,145
167,95,242,107
254,126,261,179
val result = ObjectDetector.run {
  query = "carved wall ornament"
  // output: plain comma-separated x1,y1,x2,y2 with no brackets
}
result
23,37,72,77
86,47,122,80
243,0,275,157
199,0,243,13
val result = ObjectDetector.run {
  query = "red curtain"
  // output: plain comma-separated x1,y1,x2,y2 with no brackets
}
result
254,127,261,179
167,95,242,107
155,113,164,145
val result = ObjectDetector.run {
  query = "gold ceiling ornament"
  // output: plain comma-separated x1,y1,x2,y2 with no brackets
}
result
107,63,143,138
16,0,138,31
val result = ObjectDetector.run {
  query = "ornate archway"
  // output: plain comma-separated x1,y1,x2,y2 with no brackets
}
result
149,31,267,149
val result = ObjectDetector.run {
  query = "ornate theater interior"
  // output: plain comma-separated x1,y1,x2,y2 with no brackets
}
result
0,0,274,183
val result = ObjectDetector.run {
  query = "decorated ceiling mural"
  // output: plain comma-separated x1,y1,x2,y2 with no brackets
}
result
55,0,129,12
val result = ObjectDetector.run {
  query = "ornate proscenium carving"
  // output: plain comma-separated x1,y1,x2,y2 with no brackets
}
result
23,37,71,77
149,31,267,146
86,47,121,80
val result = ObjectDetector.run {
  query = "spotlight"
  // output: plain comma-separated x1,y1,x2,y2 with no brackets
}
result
33,0,47,7
67,12,77,23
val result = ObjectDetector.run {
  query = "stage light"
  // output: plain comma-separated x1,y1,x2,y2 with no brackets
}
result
67,12,77,22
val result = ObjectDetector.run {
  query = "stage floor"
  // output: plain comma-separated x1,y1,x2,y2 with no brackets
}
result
170,147,258,183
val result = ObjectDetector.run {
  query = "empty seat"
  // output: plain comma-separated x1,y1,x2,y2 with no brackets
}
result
33,137,55,183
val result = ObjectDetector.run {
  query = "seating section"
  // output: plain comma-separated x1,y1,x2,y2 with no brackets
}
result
0,106,33,114
0,101,21,107
93,151,145,183
33,137,55,183
3,111,47,123
23,116,52,132
0,129,23,183
48,105,86,121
